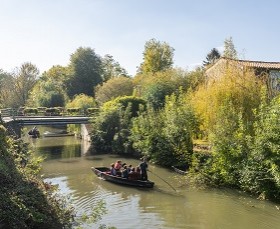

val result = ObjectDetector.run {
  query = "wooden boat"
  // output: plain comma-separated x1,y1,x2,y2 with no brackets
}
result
171,166,188,175
28,133,40,138
42,130,75,137
28,128,40,138
91,167,155,188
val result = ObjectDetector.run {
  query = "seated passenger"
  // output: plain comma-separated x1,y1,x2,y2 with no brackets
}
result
110,163,117,176
127,164,132,173
114,160,122,171
128,167,139,180
121,165,129,179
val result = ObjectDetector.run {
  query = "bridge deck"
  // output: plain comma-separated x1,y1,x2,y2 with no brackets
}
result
2,116,90,126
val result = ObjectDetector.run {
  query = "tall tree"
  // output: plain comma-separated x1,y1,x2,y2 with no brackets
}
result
138,38,174,74
95,76,133,104
102,54,129,81
28,65,69,107
223,37,238,59
0,70,14,108
67,47,103,98
13,62,40,107
203,48,221,66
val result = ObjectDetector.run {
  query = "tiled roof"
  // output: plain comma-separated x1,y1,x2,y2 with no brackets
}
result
223,57,280,69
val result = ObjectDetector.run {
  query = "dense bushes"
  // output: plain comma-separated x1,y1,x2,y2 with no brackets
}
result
91,96,146,154
89,65,280,202
0,125,73,228
131,92,196,167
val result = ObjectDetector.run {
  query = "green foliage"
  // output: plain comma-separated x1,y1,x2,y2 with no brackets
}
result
203,48,221,67
103,96,146,117
67,47,103,98
87,108,99,115
101,54,129,81
138,38,174,74
131,92,197,167
13,62,40,107
28,66,69,108
23,107,38,115
191,66,263,136
95,76,134,104
0,129,74,228
223,36,238,59
208,103,248,186
134,68,192,109
66,93,96,113
45,107,61,116
0,70,15,108
239,96,280,200
91,96,145,154
142,81,175,109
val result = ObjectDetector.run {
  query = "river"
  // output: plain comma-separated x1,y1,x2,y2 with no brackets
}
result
26,127,280,229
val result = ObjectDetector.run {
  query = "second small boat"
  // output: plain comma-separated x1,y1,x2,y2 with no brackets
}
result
42,130,75,137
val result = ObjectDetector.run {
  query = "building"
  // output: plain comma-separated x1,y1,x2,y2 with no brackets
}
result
205,57,280,96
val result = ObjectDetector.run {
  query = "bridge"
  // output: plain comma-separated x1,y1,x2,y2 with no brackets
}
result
2,116,91,126
1,108,92,138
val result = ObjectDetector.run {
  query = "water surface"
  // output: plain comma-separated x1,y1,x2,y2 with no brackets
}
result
27,128,280,229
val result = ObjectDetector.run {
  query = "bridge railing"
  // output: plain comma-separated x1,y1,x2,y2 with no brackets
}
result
0,108,17,117
1,107,99,118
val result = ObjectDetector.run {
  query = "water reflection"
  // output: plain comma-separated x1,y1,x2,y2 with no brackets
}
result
27,133,280,229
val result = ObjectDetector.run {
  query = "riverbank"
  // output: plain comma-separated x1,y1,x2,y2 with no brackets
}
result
0,126,73,228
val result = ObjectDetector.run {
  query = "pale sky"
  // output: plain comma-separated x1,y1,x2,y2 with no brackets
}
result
1,0,280,76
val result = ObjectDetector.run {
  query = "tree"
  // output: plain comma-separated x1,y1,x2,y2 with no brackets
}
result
131,91,196,166
13,62,40,107
0,70,14,108
133,68,191,109
28,65,69,107
91,96,146,153
191,66,263,136
101,54,129,81
223,37,238,59
95,76,134,104
203,48,221,66
66,94,96,113
67,47,103,98
138,38,174,74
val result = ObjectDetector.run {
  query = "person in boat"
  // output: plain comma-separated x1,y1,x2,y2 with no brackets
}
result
139,157,148,181
127,164,132,173
121,165,129,178
128,167,140,180
110,163,117,176
114,160,122,176
29,126,39,137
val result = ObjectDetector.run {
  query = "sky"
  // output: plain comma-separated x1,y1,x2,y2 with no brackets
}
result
1,0,280,76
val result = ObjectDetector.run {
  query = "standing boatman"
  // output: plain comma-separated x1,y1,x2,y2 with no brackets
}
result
139,157,148,181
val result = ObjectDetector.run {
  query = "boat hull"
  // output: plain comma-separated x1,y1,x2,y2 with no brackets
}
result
172,166,188,175
91,167,154,188
42,131,75,137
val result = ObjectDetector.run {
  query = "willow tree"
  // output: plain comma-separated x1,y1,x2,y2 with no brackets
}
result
191,65,266,187
191,66,264,137
138,38,174,74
